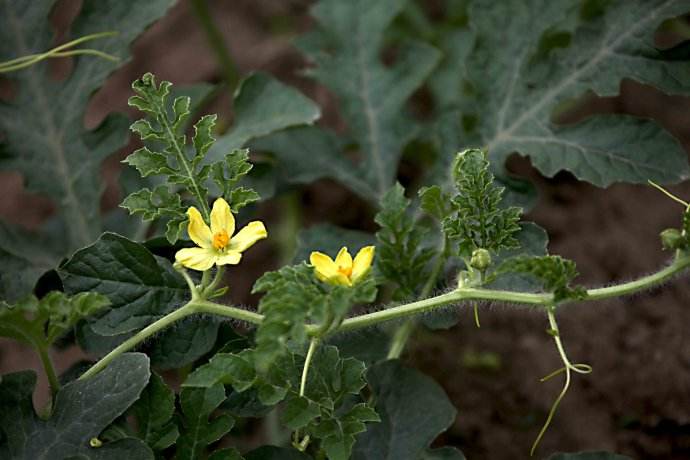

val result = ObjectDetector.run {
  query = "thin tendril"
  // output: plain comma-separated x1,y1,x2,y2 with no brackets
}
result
648,180,690,208
473,302,481,328
530,308,592,456
0,31,119,74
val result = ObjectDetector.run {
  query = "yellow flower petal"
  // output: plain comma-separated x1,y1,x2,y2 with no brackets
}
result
187,207,212,248
216,251,242,266
210,198,235,236
228,221,267,252
175,247,216,271
351,246,375,283
334,246,353,270
310,251,338,281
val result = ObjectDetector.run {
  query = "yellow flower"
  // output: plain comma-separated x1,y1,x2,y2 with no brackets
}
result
175,198,267,271
309,246,375,286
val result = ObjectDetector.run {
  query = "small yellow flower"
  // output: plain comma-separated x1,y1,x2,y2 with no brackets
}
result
175,198,267,271
309,246,375,286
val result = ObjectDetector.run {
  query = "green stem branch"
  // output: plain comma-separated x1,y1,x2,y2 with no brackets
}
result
79,256,690,379
37,344,60,397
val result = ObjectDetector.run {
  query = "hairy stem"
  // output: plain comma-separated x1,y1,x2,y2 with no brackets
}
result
79,256,690,378
79,303,196,380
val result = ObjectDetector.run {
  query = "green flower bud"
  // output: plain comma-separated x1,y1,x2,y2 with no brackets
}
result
660,228,684,250
470,248,492,271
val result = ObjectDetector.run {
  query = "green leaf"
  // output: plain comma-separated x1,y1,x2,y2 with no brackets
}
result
375,183,435,300
208,72,321,158
210,149,261,212
251,126,380,203
176,383,234,460
58,232,189,336
439,0,690,187
494,255,586,302
149,318,220,370
353,360,463,460
130,372,179,451
294,0,441,199
547,453,633,460
0,353,152,459
0,0,175,250
419,185,453,221
443,149,522,257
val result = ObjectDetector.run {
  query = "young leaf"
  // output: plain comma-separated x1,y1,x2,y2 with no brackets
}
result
176,383,234,460
124,74,261,243
352,360,463,460
130,372,179,452
287,346,380,460
0,353,152,459
494,255,586,302
443,149,522,257
375,183,435,300
436,0,690,187
0,291,109,347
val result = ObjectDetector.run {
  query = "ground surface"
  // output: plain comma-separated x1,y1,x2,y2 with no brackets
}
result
1,1,689,458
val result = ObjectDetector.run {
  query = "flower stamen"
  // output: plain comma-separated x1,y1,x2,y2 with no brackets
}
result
338,265,353,278
212,229,230,250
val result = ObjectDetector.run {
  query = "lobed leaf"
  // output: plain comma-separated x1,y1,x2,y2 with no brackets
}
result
0,353,152,459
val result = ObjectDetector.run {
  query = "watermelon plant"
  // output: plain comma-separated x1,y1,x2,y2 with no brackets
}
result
1,0,689,459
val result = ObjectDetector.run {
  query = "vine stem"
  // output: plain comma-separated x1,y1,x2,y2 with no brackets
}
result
79,255,690,379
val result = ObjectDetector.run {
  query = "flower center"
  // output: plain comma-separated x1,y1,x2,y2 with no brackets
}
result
337,265,353,278
212,230,230,250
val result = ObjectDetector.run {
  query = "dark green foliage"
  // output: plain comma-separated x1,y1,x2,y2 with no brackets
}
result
184,346,378,460
495,255,586,302
0,0,175,301
251,263,376,373
59,233,189,337
0,291,109,348
0,353,152,459
176,383,234,460
130,372,179,452
353,360,464,460
443,150,522,257
123,73,259,243
375,183,435,300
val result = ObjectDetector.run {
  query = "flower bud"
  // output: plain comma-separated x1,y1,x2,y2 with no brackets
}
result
470,248,492,271
660,228,684,250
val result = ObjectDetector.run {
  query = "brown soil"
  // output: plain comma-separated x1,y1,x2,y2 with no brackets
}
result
1,1,689,459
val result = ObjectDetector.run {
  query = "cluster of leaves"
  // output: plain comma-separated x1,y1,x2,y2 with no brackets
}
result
251,263,377,372
123,73,260,243
0,291,109,355
441,149,522,258
183,345,379,460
